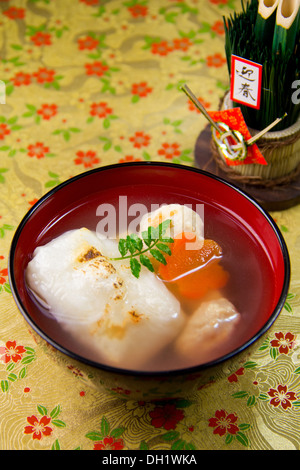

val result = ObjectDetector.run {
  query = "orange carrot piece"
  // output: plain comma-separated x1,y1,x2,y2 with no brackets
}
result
158,233,229,299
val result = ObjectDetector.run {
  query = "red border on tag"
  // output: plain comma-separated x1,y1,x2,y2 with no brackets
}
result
230,55,262,110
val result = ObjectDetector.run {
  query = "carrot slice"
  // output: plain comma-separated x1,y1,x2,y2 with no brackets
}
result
158,232,229,299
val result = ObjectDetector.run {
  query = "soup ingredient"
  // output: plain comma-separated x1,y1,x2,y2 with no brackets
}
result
110,219,174,279
26,228,185,369
139,203,204,241
175,290,240,364
159,233,229,299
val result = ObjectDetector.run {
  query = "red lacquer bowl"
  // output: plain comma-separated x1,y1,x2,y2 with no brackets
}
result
8,162,290,400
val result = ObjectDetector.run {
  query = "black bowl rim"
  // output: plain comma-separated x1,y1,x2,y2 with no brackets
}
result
8,161,291,377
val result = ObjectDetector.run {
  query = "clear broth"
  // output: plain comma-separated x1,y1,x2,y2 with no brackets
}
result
27,187,275,372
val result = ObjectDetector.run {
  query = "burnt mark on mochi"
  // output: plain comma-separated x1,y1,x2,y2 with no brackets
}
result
113,278,124,289
128,309,144,323
113,278,125,301
78,246,102,263
78,246,117,277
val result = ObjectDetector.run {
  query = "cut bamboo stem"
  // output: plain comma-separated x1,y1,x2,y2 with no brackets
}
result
272,0,300,56
254,0,280,45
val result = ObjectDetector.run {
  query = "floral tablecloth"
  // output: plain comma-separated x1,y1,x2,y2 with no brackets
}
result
0,0,300,451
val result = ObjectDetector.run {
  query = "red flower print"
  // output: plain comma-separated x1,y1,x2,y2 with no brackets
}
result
173,37,192,51
27,142,50,159
90,102,113,118
24,415,53,440
208,409,239,437
30,31,52,47
33,67,56,84
211,20,225,35
93,436,124,450
67,365,84,377
129,131,151,148
270,332,296,355
228,367,245,383
128,4,148,17
0,123,10,140
119,155,142,163
151,41,173,56
11,71,31,86
268,384,297,410
37,104,58,120
85,61,109,77
80,0,99,5
111,386,131,395
29,199,38,207
131,82,153,98
74,150,100,168
0,340,26,364
90,101,113,118
0,267,8,284
78,36,99,50
158,142,181,159
206,53,226,68
3,6,25,19
149,404,184,430
188,96,211,113
209,0,228,4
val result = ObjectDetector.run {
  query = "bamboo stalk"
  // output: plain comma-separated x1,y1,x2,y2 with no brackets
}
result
254,0,280,45
272,0,300,56
223,0,300,130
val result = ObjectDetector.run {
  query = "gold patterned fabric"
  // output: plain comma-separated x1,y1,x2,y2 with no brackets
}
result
0,0,300,451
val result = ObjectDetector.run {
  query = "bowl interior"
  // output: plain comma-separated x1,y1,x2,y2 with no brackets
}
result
9,163,290,374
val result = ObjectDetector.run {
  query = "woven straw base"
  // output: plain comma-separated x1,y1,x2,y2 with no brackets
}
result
222,93,300,180
194,125,300,211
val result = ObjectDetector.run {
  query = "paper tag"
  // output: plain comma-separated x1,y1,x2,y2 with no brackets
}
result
230,55,262,110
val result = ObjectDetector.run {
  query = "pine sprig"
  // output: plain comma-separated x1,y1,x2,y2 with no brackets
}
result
110,219,173,278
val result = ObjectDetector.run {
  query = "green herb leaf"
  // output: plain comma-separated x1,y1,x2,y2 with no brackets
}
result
160,237,174,244
130,258,141,278
141,230,153,247
156,242,172,256
111,219,173,278
140,254,154,272
150,248,167,265
118,238,128,257
128,233,143,251
158,219,171,237
126,235,138,254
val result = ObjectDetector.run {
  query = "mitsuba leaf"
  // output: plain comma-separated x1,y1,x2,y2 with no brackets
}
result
118,238,128,257
126,235,137,254
158,219,171,237
130,258,141,278
156,243,172,256
113,219,174,277
150,249,167,265
140,254,154,272
129,233,143,251
141,230,153,247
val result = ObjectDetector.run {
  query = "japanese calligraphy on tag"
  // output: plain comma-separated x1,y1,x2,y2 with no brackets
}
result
230,55,262,110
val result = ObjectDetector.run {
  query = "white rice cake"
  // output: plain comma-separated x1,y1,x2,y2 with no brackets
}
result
26,228,185,370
